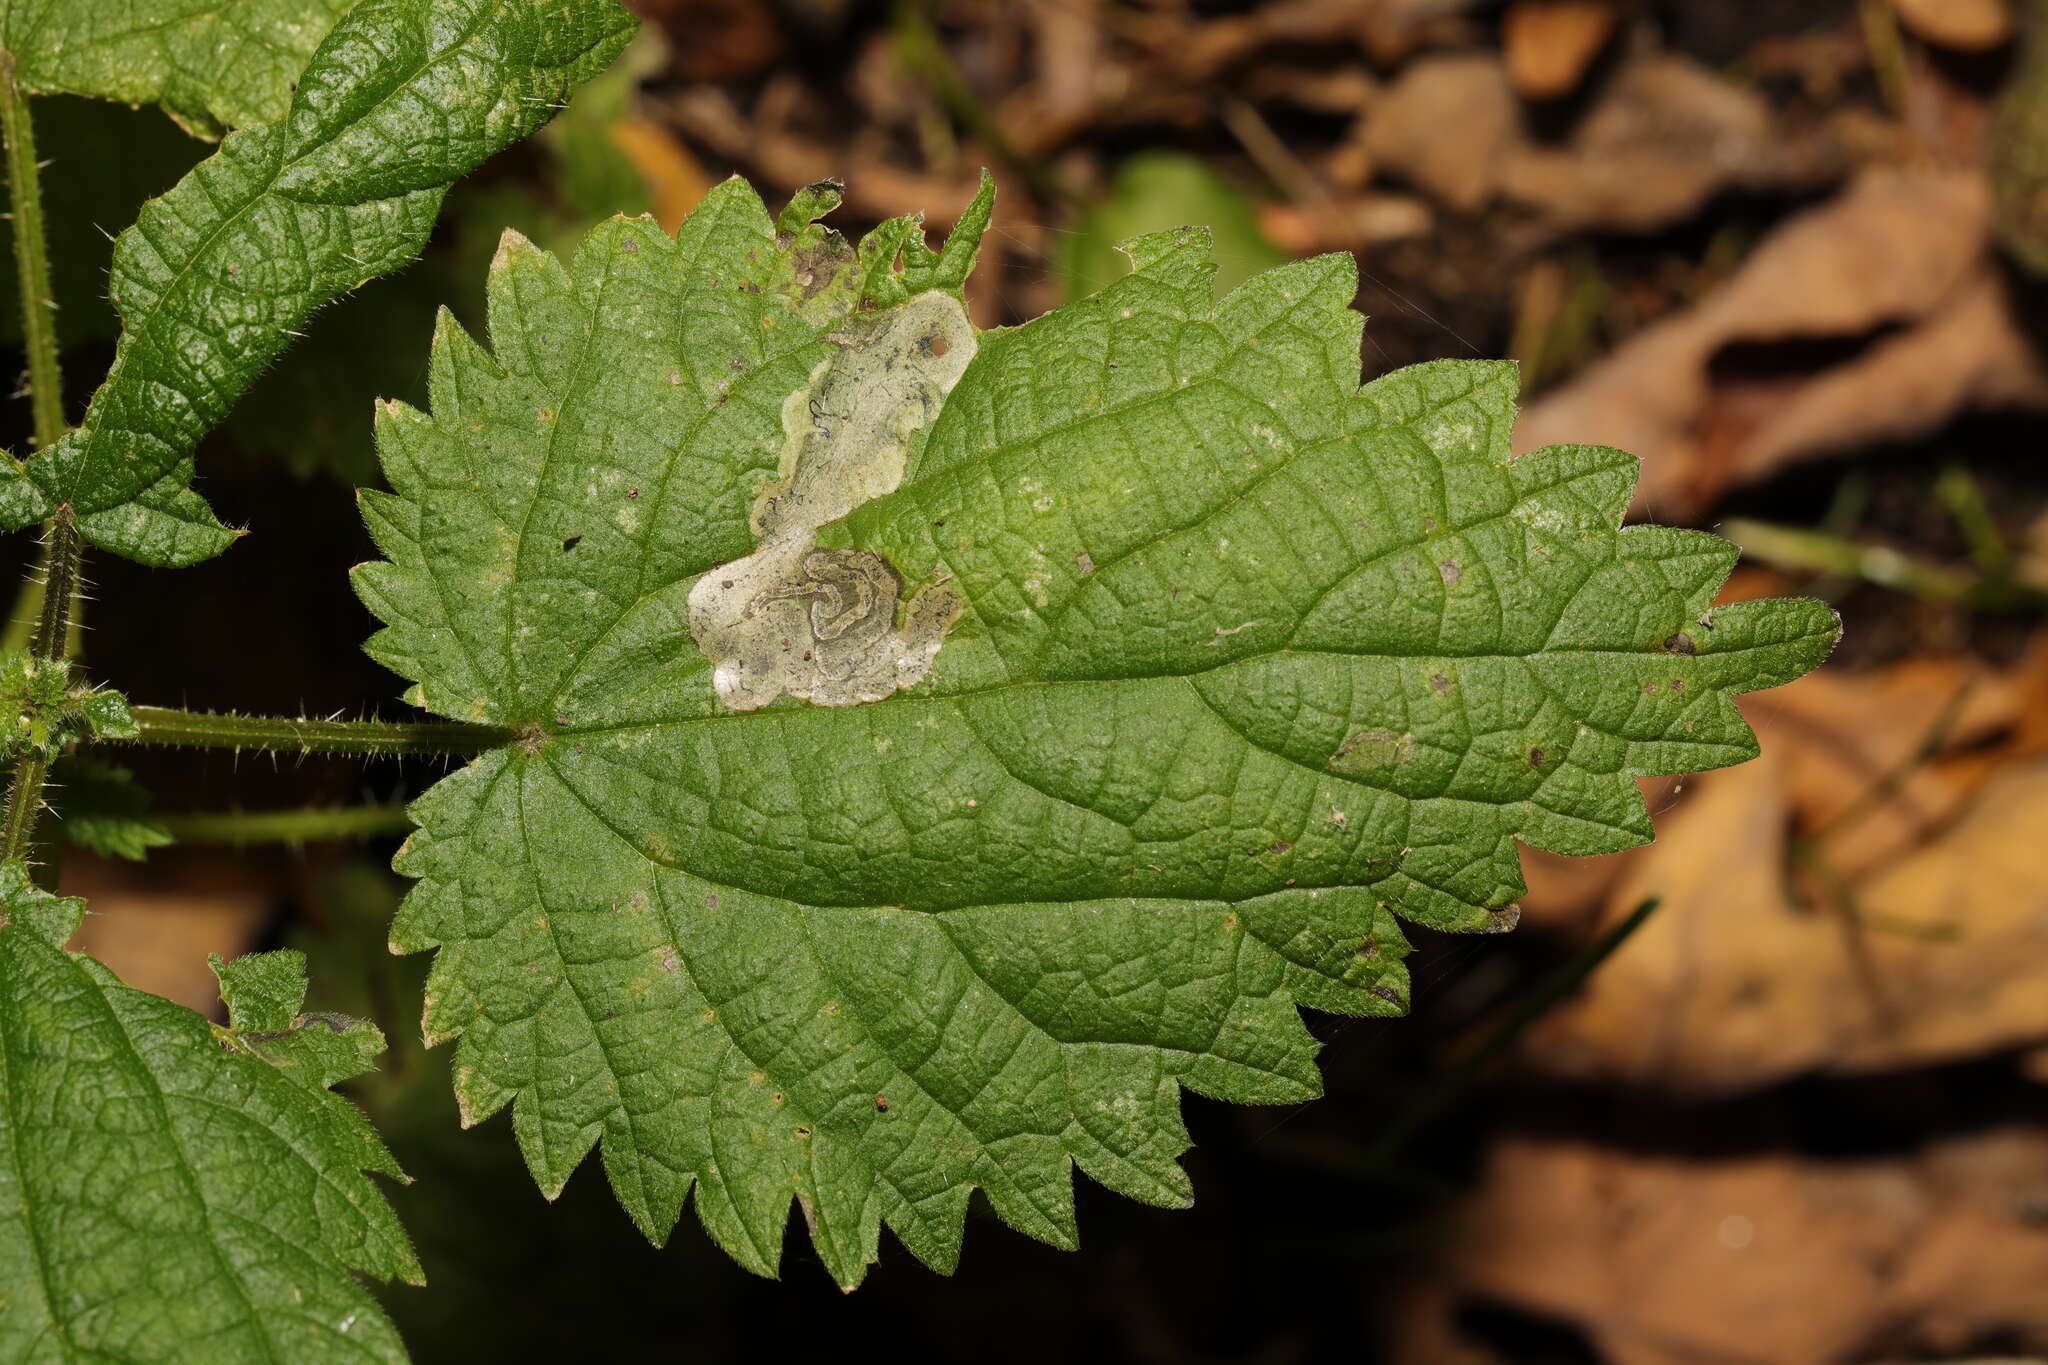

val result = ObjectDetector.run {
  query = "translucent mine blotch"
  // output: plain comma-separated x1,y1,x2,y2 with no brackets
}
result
688,291,976,709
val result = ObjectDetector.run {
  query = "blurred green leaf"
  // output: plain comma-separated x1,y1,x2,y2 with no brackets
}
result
52,759,173,861
1058,151,1285,302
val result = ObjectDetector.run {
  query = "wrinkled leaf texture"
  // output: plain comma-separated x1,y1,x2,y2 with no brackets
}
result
356,176,1840,1288
0,0,635,566
0,865,417,1361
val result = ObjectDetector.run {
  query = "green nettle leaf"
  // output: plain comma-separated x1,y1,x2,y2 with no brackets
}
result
0,864,418,1361
0,0,636,567
355,176,1839,1288
0,0,355,137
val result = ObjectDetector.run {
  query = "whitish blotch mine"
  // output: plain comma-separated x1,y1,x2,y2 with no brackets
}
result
689,292,976,709
1331,728,1417,772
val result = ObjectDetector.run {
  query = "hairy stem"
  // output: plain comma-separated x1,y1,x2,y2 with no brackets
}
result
157,803,415,846
120,706,515,757
0,508,77,866
0,51,64,450
0,65,77,868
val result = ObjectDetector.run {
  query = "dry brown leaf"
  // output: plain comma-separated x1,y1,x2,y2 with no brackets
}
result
1157,0,1481,83
605,117,707,235
1892,0,2015,52
1258,193,1434,254
1503,0,1621,99
1518,656,2048,1094
1365,50,1841,230
1390,1131,2048,1365
1365,55,1520,212
1502,54,1838,230
1516,168,2048,516
660,86,987,227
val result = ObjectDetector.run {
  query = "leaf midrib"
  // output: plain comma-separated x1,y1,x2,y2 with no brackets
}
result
55,0,498,503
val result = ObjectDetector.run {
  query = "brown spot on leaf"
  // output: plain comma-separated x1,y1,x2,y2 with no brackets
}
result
1663,631,1697,655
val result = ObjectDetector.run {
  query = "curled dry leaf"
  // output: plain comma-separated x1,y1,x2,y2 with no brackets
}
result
1516,168,2048,516
1366,55,1520,212
1391,1131,2048,1365
1517,658,2048,1094
1891,0,2015,52
1502,1,1621,100
1366,51,1843,229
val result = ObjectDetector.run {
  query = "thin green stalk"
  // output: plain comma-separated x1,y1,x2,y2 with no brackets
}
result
1810,675,1973,847
1360,895,1664,1170
0,751,44,860
0,50,64,450
119,705,514,757
0,533,49,655
156,803,415,846
892,0,1078,208
1933,464,2011,578
1723,517,2048,612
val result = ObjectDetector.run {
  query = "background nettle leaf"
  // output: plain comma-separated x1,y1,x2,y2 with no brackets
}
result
0,865,417,1362
0,0,635,567
0,0,354,137
356,176,1839,1288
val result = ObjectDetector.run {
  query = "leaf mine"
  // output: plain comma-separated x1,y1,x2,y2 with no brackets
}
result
688,290,977,709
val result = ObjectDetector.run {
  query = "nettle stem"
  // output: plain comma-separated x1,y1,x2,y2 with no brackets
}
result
1,50,64,452
0,58,77,864
156,803,416,846
122,706,514,757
